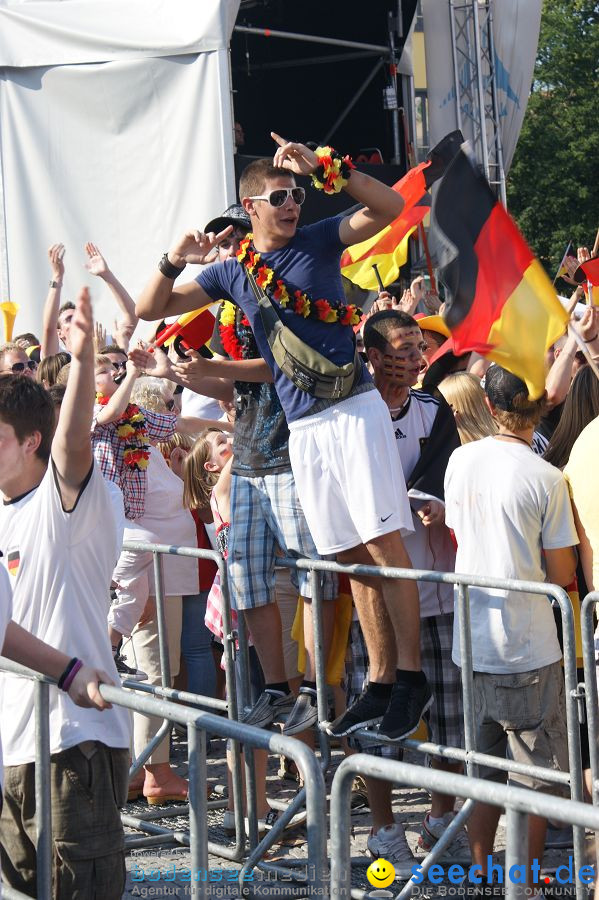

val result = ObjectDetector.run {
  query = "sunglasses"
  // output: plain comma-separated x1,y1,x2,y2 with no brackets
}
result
112,361,127,371
249,187,306,208
5,361,37,374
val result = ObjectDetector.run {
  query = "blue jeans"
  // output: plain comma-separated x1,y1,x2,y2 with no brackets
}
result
181,591,216,706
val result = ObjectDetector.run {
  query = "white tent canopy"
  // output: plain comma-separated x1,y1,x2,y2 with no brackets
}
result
0,0,240,337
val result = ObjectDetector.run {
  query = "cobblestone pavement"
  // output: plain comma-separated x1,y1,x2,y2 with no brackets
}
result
122,730,591,899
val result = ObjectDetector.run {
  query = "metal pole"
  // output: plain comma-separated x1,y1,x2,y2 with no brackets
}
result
152,550,171,688
456,583,477,775
504,807,529,900
581,594,599,878
234,25,388,54
321,59,384,146
471,0,490,180
188,726,208,898
34,680,52,900
388,13,402,166
485,0,507,205
310,569,328,745
449,1,464,134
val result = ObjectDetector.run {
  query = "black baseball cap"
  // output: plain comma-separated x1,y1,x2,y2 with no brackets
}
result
484,364,532,411
205,204,250,235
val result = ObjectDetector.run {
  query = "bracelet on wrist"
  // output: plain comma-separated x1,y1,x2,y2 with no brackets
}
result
311,146,355,194
62,660,84,692
584,334,598,343
49,280,62,289
158,253,186,280
57,657,80,690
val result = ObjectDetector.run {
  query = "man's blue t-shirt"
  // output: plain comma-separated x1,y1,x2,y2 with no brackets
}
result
196,214,371,422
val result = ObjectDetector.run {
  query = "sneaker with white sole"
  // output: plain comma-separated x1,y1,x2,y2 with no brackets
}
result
282,688,318,735
114,651,147,682
367,822,417,881
326,685,390,737
418,811,471,862
241,690,295,729
379,677,433,741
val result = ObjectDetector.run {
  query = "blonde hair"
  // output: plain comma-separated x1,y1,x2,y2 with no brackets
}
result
131,376,174,414
438,372,498,444
94,353,112,369
55,362,71,386
182,429,223,511
157,432,194,464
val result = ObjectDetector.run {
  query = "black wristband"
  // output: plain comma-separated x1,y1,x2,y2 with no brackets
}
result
584,334,598,343
57,657,79,690
158,253,186,280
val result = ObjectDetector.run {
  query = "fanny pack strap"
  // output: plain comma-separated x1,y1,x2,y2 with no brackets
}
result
246,270,360,400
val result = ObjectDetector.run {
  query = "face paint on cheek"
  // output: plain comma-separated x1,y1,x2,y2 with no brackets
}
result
382,357,410,377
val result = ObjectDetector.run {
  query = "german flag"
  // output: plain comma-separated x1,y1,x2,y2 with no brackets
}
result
340,131,464,291
573,257,599,287
340,205,426,290
432,148,569,399
7,550,19,577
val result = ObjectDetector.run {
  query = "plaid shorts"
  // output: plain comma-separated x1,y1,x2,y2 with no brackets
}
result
228,471,337,611
347,612,464,758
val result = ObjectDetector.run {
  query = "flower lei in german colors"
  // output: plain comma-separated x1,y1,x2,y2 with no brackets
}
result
218,301,259,361
236,234,362,326
311,146,355,194
96,395,150,470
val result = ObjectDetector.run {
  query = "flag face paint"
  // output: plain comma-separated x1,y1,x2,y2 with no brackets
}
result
432,149,568,399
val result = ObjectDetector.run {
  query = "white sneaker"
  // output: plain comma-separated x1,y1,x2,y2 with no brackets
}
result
418,811,471,862
367,823,417,881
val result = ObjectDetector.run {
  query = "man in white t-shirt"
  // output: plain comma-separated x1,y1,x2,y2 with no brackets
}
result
0,287,131,898
444,364,578,890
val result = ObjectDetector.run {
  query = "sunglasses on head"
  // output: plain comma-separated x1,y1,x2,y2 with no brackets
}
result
7,361,37,373
249,187,306,208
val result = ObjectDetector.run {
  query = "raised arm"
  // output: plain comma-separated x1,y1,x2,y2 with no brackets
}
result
51,287,95,509
127,346,235,403
95,359,139,425
84,242,138,348
136,228,232,323
270,132,404,246
41,243,65,359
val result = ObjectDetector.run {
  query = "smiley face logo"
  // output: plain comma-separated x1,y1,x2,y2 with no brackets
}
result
366,857,396,888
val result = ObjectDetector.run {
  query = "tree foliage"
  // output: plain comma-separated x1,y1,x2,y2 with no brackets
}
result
507,0,598,276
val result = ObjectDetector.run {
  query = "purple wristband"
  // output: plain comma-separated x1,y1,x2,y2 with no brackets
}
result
61,659,83,692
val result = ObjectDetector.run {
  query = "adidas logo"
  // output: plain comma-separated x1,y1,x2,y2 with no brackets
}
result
394,427,406,440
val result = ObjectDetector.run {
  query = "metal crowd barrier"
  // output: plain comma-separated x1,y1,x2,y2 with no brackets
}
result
580,592,599,877
0,657,327,900
117,543,589,895
277,556,588,900
330,756,599,900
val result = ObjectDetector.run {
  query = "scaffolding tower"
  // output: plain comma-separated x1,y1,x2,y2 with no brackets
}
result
448,0,507,203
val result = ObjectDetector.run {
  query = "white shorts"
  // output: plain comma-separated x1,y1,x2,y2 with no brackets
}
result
288,388,413,555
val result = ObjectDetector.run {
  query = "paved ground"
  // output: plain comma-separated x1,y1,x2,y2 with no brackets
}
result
121,729,591,899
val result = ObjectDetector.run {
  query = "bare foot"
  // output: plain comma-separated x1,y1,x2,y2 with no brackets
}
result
143,763,188,804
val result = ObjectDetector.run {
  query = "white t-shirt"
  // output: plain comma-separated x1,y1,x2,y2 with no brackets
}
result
123,447,198,596
392,389,455,618
0,462,131,765
180,387,223,423
0,566,13,783
444,437,578,673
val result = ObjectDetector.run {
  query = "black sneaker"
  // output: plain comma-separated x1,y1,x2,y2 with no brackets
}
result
378,677,433,741
282,688,318,736
326,685,390,737
114,651,148,682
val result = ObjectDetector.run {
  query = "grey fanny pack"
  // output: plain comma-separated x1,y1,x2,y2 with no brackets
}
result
246,270,360,401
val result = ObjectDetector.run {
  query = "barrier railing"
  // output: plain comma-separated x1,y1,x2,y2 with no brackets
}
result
118,543,587,895
0,657,327,900
330,755,599,900
277,556,587,899
580,592,599,878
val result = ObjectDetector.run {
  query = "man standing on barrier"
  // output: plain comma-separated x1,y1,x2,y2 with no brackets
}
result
444,365,578,888
137,134,432,741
